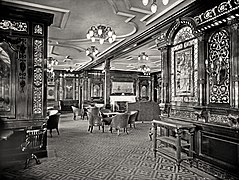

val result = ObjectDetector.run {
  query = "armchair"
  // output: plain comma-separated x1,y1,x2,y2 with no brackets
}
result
128,110,139,128
110,113,130,135
87,107,104,133
71,106,80,120
47,112,61,137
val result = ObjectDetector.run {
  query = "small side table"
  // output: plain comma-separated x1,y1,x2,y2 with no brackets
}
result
152,119,195,172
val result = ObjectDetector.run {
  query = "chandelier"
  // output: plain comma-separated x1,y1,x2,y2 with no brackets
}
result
138,52,149,61
86,25,116,44
64,66,74,72
86,46,99,57
137,52,150,75
142,0,169,13
138,65,151,75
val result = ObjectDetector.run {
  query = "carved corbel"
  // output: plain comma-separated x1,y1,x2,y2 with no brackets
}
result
194,109,208,122
227,113,239,128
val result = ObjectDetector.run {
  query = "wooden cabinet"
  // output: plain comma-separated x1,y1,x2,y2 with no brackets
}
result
152,118,195,172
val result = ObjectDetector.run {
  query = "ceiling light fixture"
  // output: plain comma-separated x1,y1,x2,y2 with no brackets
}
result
64,66,74,72
138,52,150,75
86,25,116,44
138,65,151,76
151,0,157,13
142,0,169,13
162,0,169,5
86,46,99,57
138,52,149,61
142,0,149,6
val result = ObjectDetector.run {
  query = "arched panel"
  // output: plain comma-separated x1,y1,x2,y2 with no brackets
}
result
170,25,198,104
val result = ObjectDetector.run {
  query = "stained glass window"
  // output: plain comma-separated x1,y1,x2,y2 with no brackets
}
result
173,26,194,45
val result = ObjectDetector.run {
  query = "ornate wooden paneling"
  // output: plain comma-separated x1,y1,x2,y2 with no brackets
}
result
207,29,230,104
0,5,53,127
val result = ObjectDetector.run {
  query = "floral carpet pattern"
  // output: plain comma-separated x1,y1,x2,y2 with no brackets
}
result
0,114,218,180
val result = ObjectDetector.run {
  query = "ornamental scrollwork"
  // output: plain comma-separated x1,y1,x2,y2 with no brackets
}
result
0,19,28,32
194,0,239,25
34,24,43,35
33,39,43,114
207,30,230,104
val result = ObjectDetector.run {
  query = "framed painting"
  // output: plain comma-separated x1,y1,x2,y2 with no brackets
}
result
111,81,134,95
174,46,194,96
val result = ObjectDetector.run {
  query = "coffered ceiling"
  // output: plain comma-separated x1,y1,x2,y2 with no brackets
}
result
2,0,196,73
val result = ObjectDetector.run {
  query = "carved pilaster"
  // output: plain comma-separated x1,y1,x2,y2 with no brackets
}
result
197,32,206,106
59,72,63,100
230,22,239,108
159,45,170,107
104,59,111,106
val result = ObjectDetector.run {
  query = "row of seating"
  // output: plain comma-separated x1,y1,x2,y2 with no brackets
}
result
87,106,138,135
18,107,137,169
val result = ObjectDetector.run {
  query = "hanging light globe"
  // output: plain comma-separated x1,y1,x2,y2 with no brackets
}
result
142,0,149,6
162,0,169,5
151,2,157,13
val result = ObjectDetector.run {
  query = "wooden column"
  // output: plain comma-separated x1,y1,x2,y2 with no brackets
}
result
148,78,152,101
59,72,64,100
136,78,140,100
104,59,111,106
82,72,88,103
151,76,155,102
160,46,170,111
87,77,91,101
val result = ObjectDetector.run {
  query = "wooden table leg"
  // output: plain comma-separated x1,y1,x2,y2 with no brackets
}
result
175,129,183,172
152,122,157,158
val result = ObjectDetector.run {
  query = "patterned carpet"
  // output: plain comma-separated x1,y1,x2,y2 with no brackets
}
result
0,114,218,180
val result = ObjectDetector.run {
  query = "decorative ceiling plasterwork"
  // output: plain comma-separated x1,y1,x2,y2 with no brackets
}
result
2,0,195,73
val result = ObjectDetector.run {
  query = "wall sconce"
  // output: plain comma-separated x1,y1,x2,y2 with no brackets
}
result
205,57,227,84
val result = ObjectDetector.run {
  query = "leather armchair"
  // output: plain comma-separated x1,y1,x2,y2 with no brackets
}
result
87,107,104,133
47,112,60,137
110,113,130,135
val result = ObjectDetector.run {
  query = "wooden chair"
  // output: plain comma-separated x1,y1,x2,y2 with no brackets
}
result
87,107,104,133
21,124,47,169
47,112,60,137
110,113,130,135
128,110,139,128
